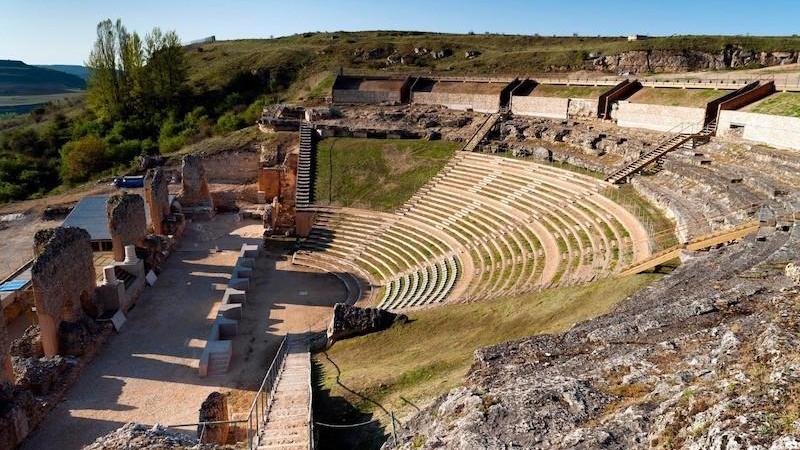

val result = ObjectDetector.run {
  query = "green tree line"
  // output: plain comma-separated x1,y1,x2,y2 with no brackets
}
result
0,18,269,203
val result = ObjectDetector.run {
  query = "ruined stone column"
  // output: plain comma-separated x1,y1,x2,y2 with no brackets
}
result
31,227,95,357
179,154,214,209
106,193,147,262
144,167,169,235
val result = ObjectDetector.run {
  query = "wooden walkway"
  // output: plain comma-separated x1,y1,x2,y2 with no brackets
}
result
618,221,760,276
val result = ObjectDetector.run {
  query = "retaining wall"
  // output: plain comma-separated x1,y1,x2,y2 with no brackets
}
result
202,149,260,183
411,92,500,113
614,102,705,133
718,110,800,151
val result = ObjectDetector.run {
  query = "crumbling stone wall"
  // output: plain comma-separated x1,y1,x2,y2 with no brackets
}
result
0,312,13,384
106,193,146,262
198,391,229,444
144,168,169,235
31,227,96,356
179,154,214,208
202,150,259,183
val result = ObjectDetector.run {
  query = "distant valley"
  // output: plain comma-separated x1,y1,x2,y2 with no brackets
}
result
0,60,86,114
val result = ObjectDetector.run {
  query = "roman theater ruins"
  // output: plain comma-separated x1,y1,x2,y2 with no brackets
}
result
1,67,800,449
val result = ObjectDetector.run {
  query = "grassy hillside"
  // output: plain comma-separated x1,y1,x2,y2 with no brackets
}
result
183,32,800,96
314,273,662,449
34,65,90,81
314,138,459,211
0,60,86,95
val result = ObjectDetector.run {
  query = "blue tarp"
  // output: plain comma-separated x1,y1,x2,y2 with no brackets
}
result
0,280,28,292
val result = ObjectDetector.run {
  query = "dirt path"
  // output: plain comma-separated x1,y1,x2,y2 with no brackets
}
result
20,215,345,449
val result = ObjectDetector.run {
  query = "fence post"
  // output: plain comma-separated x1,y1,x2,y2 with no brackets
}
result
391,411,398,447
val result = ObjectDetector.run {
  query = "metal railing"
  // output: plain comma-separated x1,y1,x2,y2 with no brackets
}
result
169,335,288,449
307,347,315,450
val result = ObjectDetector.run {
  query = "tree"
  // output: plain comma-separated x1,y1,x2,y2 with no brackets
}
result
60,136,109,183
86,19,186,123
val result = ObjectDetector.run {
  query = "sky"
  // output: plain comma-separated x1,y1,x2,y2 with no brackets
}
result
1,0,799,65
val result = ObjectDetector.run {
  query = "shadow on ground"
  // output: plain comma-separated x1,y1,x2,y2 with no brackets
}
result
312,356,389,450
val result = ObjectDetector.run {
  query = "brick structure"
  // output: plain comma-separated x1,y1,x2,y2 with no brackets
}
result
180,154,214,208
143,168,169,235
106,193,147,262
257,146,299,233
31,227,96,357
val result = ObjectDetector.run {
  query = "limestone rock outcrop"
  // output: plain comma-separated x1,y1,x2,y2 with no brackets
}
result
327,303,408,345
587,47,799,74
388,227,800,449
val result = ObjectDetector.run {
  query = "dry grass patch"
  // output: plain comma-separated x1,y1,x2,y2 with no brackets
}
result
628,87,732,107
314,273,662,445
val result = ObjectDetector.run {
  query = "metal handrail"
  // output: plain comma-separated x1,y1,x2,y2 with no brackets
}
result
168,335,288,449
307,346,314,450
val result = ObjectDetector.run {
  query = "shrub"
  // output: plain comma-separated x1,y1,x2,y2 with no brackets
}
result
60,136,109,184
215,111,246,133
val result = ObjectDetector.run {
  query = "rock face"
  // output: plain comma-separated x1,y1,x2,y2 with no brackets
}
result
198,391,229,445
587,47,799,74
327,303,408,345
389,227,800,449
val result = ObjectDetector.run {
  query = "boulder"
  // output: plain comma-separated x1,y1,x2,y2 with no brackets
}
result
327,303,408,345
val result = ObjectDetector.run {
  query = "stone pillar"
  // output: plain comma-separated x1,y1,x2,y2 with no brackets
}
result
38,313,59,357
144,168,169,235
106,193,147,262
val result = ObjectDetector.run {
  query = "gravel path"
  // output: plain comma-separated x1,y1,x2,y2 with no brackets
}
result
20,216,345,449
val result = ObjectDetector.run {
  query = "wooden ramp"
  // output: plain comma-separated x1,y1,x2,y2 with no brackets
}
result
463,113,501,152
618,221,760,276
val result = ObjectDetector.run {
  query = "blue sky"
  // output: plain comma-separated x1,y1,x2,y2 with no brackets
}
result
2,0,798,65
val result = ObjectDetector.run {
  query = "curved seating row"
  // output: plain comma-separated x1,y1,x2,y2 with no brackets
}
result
295,153,651,309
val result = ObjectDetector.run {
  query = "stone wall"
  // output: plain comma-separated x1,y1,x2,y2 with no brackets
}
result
179,154,214,208
106,193,146,262
567,98,599,118
717,110,800,151
614,101,705,133
31,227,96,356
201,149,260,184
144,168,169,235
411,92,500,113
511,96,568,119
0,312,12,384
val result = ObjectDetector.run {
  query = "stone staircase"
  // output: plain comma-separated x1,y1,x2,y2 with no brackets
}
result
605,121,717,184
296,125,314,208
257,336,312,450
463,113,501,152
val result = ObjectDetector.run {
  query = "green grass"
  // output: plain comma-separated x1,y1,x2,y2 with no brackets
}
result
314,274,661,448
314,138,458,211
747,92,800,117
532,84,610,99
628,87,732,107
